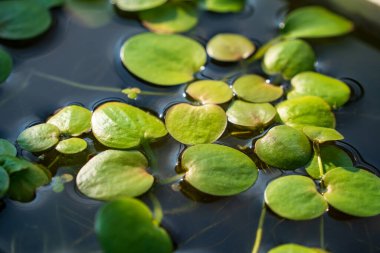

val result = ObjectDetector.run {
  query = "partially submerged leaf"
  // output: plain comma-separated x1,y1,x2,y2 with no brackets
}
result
303,126,344,144
165,103,227,145
269,244,328,253
77,150,154,200
0,48,12,83
232,74,283,103
181,144,258,196
55,138,87,154
120,33,206,86
95,198,173,253
0,167,9,198
114,0,167,12
206,33,255,62
265,175,327,220
255,125,312,170
202,0,245,13
186,80,233,104
0,139,17,157
17,123,61,153
65,0,111,28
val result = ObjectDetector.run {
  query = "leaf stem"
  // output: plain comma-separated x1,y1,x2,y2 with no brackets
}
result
47,155,61,170
141,139,158,175
149,192,163,225
251,203,267,253
313,142,325,179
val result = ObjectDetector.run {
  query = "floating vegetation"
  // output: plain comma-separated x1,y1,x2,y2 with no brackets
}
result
0,48,12,83
269,244,328,253
185,80,233,104
17,123,61,153
202,0,246,13
55,138,87,154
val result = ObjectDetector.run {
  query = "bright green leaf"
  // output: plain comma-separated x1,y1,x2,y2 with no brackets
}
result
0,48,12,83
303,126,344,144
186,80,233,104
0,139,17,157
55,138,87,154
17,123,61,153
202,0,245,13
269,243,328,253
114,0,167,12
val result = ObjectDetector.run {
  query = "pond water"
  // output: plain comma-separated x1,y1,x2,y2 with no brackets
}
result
0,0,380,253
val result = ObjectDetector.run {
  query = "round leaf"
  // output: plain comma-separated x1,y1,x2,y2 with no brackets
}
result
120,33,206,86
139,2,198,34
269,244,328,253
303,126,344,144
47,105,92,136
323,167,380,217
92,102,167,149
114,0,167,12
226,100,276,130
77,150,154,200
202,0,245,13
232,74,283,103
186,80,233,104
0,167,9,198
0,48,12,83
165,103,227,145
289,72,351,108
265,175,327,220
17,123,61,153
0,1,52,40
276,96,335,129
255,125,312,170
181,144,258,196
0,139,17,157
95,198,173,253
262,39,315,80
306,145,353,179
281,6,354,39
55,138,87,154
206,33,255,62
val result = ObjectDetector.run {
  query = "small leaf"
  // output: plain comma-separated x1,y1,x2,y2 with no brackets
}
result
0,48,12,83
269,244,328,253
114,0,167,12
202,0,245,13
232,74,283,103
55,138,87,154
303,126,344,144
186,80,233,104
17,123,61,153
206,33,255,62
265,175,327,220
121,87,141,100
0,139,17,157
181,144,258,196
0,167,9,198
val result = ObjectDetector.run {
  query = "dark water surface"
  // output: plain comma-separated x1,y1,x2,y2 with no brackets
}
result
1,0,380,252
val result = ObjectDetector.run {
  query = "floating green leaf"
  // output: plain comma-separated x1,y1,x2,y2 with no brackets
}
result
52,174,73,193
120,33,206,86
276,96,335,129
95,198,173,253
262,39,315,80
165,103,227,145
289,72,351,108
47,105,92,136
77,150,154,200
0,1,52,40
281,6,354,39
55,138,87,154
92,102,167,149
305,145,353,179
232,74,283,103
206,33,255,62
181,144,258,196
139,2,198,34
265,175,327,220
0,167,9,198
255,125,312,170
186,80,233,104
323,167,380,217
17,123,61,153
226,100,276,130
303,126,344,144
202,0,245,13
269,244,328,253
0,139,17,157
0,48,12,83
114,0,167,12
37,0,65,8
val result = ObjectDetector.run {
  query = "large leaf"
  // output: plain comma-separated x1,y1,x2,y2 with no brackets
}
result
17,123,61,153
0,48,12,83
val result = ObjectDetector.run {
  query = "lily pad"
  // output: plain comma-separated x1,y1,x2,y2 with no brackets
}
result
206,33,255,62
95,198,173,253
281,6,354,39
92,102,167,149
139,2,198,34
165,103,227,145
114,0,167,12
47,105,92,136
255,125,312,170
186,80,233,104
265,175,327,220
77,150,154,200
323,167,380,217
0,167,9,198
226,100,276,130
0,1,52,40
303,126,344,144
276,96,335,129
17,123,61,153
181,144,258,196
305,145,353,179
262,39,315,80
0,48,12,83
55,138,87,154
289,72,351,108
269,244,328,253
232,74,283,103
120,33,206,86
202,0,245,13
0,139,17,157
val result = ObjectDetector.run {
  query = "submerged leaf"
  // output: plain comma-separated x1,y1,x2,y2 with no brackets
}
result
77,150,154,200
165,103,227,145
115,0,167,12
269,243,328,253
186,80,233,104
0,48,12,83
202,0,245,13
181,144,258,196
120,33,206,86
0,167,9,198
303,126,344,144
0,139,17,157
17,123,61,153
55,138,87,154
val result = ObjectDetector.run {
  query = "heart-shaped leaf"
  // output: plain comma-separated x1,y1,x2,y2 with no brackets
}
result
181,144,258,196
55,138,87,154
0,167,9,198
186,80,233,104
165,103,227,145
265,175,327,220
232,74,283,103
255,125,312,170
114,0,167,12
0,139,17,157
77,150,154,200
269,244,328,253
0,48,12,83
202,0,245,13
17,123,61,153
92,102,167,149
120,33,206,86
303,126,344,144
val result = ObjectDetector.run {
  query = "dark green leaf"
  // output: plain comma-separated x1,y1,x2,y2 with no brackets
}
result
0,167,9,198
0,139,17,156
0,48,12,83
